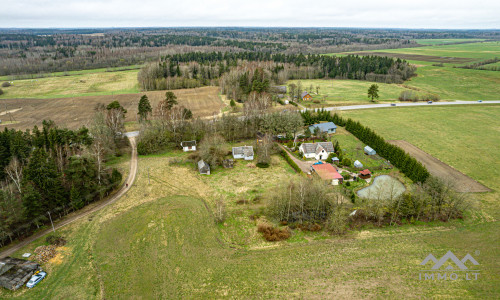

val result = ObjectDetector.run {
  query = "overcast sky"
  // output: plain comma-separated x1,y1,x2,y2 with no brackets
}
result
1,0,499,29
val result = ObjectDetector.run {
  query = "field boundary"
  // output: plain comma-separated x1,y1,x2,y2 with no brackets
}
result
387,140,491,192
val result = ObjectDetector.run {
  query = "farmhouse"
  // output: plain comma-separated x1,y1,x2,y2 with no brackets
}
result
181,140,197,152
308,122,337,134
301,91,313,101
364,146,376,155
232,146,254,160
312,163,344,185
359,169,372,179
198,160,210,175
299,142,335,160
0,257,40,291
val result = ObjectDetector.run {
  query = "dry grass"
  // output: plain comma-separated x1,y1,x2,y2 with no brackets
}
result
0,86,224,131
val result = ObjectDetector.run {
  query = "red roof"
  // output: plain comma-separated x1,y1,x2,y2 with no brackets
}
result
359,169,371,175
312,163,343,180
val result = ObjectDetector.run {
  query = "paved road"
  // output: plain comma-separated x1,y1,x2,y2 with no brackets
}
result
0,135,139,259
306,100,500,112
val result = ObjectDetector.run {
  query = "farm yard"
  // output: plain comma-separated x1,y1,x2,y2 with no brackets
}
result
0,86,225,131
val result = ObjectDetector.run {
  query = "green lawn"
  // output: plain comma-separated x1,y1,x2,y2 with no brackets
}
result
414,39,487,46
0,69,140,99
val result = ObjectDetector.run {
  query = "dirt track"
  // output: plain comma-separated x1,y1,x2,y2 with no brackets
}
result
0,135,138,259
388,140,491,192
0,86,224,131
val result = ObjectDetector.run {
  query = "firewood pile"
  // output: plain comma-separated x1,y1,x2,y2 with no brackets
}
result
33,245,57,263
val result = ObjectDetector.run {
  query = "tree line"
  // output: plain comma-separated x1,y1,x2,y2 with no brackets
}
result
301,109,430,183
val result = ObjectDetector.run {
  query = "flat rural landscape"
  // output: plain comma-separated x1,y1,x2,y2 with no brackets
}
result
0,3,499,299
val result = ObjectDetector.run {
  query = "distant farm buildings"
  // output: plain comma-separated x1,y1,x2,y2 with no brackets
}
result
299,142,335,160
364,146,376,155
232,146,254,160
181,140,197,152
308,122,337,134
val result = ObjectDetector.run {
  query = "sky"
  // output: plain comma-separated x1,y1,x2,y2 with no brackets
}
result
1,0,499,29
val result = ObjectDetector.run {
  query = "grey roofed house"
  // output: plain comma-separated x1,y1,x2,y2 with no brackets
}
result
309,122,337,134
300,142,335,154
232,146,254,160
301,91,310,98
0,257,41,291
198,160,210,175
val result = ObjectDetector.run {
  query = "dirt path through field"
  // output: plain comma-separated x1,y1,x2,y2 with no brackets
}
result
388,140,491,192
0,135,138,259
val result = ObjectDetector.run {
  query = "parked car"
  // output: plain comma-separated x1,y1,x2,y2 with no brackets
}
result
26,271,46,288
478,100,483,103
427,101,433,104
390,103,396,106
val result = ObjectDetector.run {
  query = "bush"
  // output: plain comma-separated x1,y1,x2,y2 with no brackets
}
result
279,150,301,173
342,158,352,167
0,89,3,95
257,223,291,241
1,82,10,87
45,235,67,247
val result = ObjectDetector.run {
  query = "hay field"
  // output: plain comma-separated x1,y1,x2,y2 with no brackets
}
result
0,86,224,131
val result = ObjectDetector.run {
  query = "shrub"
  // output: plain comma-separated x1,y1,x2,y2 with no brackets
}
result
256,162,270,168
257,223,291,241
342,158,352,167
279,150,301,173
46,235,67,247
1,82,10,87
0,89,3,95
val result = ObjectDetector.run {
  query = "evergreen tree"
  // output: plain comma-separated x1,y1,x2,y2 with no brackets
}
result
368,84,380,102
138,95,152,122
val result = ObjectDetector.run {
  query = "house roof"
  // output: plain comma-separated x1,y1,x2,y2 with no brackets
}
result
232,146,254,157
301,142,334,154
301,91,310,98
359,169,371,175
332,157,340,161
0,257,40,291
364,146,375,152
181,140,196,147
312,163,343,180
354,160,363,167
309,122,337,133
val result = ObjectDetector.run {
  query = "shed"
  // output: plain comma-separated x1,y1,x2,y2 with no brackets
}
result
232,146,254,160
312,163,344,185
354,160,363,169
331,157,340,163
301,91,313,101
198,160,210,175
308,122,337,134
364,146,376,155
359,169,372,179
0,257,41,291
181,140,197,152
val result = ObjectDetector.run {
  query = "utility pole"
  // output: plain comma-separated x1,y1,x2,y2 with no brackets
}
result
47,211,55,233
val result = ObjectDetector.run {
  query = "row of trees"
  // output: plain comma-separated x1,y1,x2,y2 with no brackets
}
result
301,110,430,183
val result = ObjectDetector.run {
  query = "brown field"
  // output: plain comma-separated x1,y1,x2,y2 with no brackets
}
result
348,52,474,64
388,140,491,192
0,86,224,131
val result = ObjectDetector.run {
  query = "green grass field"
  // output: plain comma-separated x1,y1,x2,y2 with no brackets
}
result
2,104,499,298
415,39,487,45
0,69,140,99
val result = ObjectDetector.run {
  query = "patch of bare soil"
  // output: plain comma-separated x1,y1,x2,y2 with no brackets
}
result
0,86,224,131
388,140,491,192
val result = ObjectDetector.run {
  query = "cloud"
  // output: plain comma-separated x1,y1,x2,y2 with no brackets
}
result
1,0,499,28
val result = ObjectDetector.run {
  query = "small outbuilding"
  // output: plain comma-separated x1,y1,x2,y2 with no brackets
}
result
301,91,313,101
308,122,337,134
181,140,197,152
232,146,254,160
198,160,210,175
364,146,376,155
354,160,363,169
359,169,372,179
0,257,41,291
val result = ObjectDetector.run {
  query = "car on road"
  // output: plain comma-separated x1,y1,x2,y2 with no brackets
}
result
390,103,396,106
478,100,483,103
427,101,433,104
26,271,46,288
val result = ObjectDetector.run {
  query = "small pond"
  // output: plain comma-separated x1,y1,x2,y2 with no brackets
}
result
356,175,406,200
